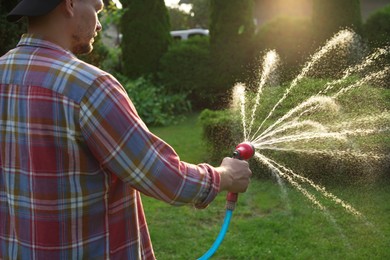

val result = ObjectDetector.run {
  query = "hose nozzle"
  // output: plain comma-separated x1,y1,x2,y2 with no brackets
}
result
232,142,255,160
226,142,255,210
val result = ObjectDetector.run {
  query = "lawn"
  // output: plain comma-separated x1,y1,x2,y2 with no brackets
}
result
146,113,390,259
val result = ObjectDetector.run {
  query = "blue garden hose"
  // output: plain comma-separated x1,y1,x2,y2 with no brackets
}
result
197,142,255,259
197,209,233,260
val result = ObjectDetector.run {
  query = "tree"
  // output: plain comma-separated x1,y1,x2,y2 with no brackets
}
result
209,0,255,107
312,0,363,44
169,0,210,30
0,0,26,56
168,7,191,30
187,0,210,29
120,0,171,79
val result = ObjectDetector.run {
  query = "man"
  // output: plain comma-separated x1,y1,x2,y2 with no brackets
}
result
0,0,252,259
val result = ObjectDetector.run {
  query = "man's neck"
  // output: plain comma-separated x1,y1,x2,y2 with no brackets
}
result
28,16,71,52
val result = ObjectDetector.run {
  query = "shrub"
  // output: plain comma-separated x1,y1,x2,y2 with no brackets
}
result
254,16,314,82
78,34,109,69
363,4,390,49
200,78,390,184
312,0,363,45
362,5,390,89
199,109,242,162
198,108,273,178
121,76,191,126
0,0,26,56
159,37,213,109
100,46,122,76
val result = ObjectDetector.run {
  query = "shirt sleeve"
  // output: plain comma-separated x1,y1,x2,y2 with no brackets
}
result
79,74,220,208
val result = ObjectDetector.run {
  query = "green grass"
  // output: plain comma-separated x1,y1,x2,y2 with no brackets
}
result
146,113,390,259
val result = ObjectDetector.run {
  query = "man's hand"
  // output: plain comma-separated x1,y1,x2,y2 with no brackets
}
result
216,157,252,193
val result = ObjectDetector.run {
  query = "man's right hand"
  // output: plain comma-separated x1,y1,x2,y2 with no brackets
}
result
216,157,252,193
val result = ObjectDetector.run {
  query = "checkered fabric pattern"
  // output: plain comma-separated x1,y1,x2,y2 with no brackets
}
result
0,34,220,260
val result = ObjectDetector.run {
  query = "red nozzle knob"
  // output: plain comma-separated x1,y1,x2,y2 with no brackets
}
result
233,142,255,160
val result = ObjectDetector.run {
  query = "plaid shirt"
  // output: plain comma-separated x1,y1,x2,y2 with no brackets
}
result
0,35,220,260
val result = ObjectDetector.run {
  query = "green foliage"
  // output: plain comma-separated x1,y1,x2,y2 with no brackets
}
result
190,0,210,29
143,111,390,259
121,75,191,126
254,16,314,81
309,31,367,80
209,0,256,107
200,78,390,184
159,37,213,109
309,1,366,79
167,7,192,30
167,0,210,30
0,0,26,56
78,34,110,68
94,2,125,75
100,46,122,76
199,109,242,162
312,0,363,45
101,1,123,28
120,0,171,79
363,4,390,49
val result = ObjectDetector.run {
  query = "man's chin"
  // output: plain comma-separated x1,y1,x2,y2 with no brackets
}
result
73,44,93,55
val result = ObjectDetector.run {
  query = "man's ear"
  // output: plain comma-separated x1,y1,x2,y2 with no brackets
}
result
64,0,75,17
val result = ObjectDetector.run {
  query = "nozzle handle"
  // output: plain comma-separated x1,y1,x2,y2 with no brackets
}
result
226,151,240,207
226,192,238,210
226,142,254,210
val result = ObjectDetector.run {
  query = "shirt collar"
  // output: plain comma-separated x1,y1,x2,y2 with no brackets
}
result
17,34,74,56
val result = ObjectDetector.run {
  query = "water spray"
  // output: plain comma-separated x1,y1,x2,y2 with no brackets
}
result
198,142,255,260
198,30,388,258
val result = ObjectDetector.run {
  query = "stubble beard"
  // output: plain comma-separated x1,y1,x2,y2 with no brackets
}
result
71,34,94,55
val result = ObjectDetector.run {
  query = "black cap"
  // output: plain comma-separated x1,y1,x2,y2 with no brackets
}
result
7,0,63,22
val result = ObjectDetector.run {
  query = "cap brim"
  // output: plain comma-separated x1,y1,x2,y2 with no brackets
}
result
7,0,63,23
